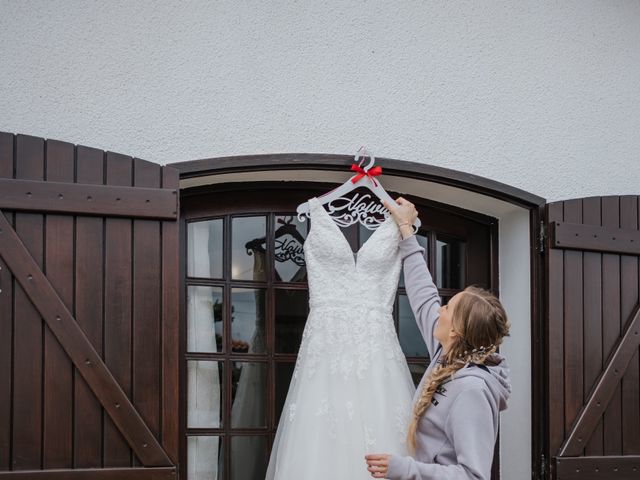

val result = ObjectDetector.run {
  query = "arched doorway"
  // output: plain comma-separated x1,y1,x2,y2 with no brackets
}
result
173,153,543,480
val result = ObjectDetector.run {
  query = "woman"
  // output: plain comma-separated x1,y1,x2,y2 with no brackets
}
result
365,197,511,480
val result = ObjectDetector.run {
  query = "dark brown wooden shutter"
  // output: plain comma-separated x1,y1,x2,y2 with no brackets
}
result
0,133,179,479
546,196,640,480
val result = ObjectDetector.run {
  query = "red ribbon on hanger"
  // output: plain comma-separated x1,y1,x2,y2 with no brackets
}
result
350,164,382,186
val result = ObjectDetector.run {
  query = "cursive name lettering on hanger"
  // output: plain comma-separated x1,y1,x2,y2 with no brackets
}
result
324,192,388,229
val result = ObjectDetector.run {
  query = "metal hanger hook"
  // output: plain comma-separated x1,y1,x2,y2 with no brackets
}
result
354,146,375,171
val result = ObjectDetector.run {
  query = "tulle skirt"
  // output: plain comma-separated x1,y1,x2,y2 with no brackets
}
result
266,303,416,480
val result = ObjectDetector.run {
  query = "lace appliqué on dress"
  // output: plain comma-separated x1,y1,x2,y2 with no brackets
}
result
266,197,416,479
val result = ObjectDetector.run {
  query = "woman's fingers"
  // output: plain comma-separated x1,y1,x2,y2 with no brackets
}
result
365,453,389,478
383,201,402,224
394,197,415,212
384,197,413,210
396,197,414,207
367,467,387,478
365,453,389,462
367,466,387,476
383,197,419,233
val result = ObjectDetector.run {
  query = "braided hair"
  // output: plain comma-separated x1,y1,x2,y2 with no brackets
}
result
406,286,510,452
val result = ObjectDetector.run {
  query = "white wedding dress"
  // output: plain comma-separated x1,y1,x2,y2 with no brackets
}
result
266,197,416,480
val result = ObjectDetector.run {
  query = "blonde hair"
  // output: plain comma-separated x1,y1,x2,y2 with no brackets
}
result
406,286,511,452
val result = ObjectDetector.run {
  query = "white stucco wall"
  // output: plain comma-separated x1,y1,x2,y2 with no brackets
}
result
1,0,639,202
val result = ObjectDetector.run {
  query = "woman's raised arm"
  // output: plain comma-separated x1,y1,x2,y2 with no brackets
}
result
384,198,441,358
399,235,441,358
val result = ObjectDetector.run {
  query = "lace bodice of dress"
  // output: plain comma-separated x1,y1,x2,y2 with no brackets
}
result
304,197,402,310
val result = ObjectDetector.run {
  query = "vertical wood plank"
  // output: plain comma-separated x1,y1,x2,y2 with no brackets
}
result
161,167,179,463
103,153,133,467
582,197,603,455
563,199,584,443
620,195,640,454
547,202,565,454
42,139,74,468
0,132,14,470
12,134,44,469
601,196,622,455
74,145,105,467
132,160,161,465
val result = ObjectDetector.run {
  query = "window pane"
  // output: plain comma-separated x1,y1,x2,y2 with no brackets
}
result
188,361,223,428
188,219,223,279
359,222,374,245
188,436,223,480
232,216,266,281
275,362,295,424
231,436,268,480
399,233,429,288
398,294,429,357
231,362,267,428
408,363,429,387
436,236,466,289
187,286,223,353
231,288,266,354
275,289,309,354
343,222,359,254
274,215,307,282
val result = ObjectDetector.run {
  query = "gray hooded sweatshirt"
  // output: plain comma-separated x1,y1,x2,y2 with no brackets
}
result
387,235,511,480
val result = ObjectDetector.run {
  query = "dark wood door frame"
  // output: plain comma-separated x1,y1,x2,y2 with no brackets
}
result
179,183,499,480
171,154,548,479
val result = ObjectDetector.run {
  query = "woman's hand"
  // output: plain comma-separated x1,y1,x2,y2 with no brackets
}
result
383,197,418,239
365,453,390,478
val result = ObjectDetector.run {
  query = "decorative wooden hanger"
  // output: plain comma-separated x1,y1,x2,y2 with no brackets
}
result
296,147,421,231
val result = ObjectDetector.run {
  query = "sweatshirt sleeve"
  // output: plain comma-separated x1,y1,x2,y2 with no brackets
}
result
398,235,441,358
386,388,497,480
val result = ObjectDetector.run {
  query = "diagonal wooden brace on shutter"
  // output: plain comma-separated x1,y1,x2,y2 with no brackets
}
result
550,221,640,255
0,210,172,467
0,178,178,219
559,303,640,457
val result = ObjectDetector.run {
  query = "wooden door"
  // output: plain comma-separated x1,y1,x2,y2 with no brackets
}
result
546,196,640,479
0,133,179,479
181,184,497,479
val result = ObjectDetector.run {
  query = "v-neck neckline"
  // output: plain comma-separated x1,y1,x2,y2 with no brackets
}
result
310,197,395,268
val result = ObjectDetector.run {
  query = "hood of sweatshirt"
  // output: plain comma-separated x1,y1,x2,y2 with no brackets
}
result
449,353,512,411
